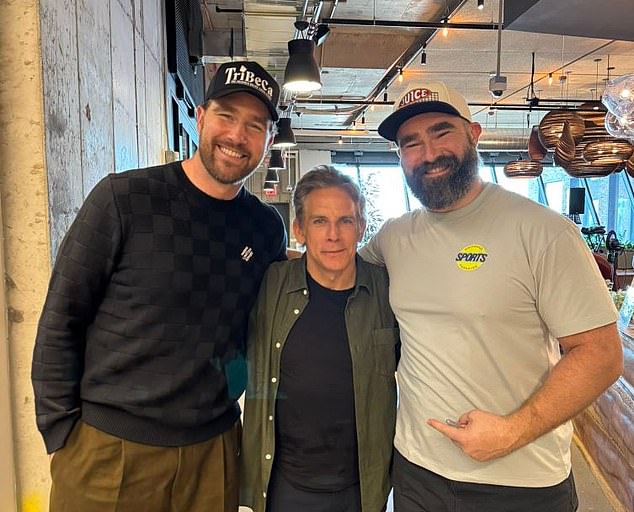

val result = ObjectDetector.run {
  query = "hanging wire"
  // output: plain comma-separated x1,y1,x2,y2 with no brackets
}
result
594,58,602,97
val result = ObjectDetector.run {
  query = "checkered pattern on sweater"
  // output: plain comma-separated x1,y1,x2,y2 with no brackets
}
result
32,162,287,452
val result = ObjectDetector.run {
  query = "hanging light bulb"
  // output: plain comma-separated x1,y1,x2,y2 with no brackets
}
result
338,136,343,144
477,0,484,9
264,168,280,184
263,180,276,193
272,118,297,148
268,149,285,170
421,44,427,66
548,73,553,86
283,39,322,93
442,17,449,37
398,67,404,82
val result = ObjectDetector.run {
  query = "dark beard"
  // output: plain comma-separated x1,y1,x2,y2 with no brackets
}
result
405,143,480,210
198,142,257,185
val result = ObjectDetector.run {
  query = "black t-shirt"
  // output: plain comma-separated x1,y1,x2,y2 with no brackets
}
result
274,273,358,492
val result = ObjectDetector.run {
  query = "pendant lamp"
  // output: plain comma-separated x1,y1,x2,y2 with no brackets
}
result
283,39,322,93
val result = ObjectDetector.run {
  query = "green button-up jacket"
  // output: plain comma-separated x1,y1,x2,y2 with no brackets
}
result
240,256,399,512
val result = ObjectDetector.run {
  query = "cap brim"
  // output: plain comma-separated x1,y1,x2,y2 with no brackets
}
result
377,102,466,142
207,86,279,122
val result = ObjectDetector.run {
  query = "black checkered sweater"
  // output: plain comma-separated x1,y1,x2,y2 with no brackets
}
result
32,162,286,453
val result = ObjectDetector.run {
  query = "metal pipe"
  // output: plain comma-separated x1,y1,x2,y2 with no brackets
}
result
340,0,468,127
495,0,504,76
323,18,499,30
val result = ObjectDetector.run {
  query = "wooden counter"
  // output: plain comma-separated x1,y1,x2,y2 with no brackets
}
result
573,326,633,512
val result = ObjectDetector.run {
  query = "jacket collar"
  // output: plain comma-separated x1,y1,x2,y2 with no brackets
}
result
284,254,372,295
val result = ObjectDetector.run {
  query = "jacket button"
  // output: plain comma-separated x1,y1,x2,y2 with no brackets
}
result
293,308,300,314
268,415,273,421
275,342,281,349
271,377,277,383
265,454,272,460
303,289,308,295
263,492,267,498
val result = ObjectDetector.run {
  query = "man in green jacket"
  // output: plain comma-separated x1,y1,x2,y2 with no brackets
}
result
240,165,399,512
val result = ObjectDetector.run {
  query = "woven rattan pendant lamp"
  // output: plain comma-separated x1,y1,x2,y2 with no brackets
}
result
503,159,543,178
538,110,585,149
583,139,634,166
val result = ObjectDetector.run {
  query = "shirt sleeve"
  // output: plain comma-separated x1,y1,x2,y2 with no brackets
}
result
31,176,122,453
359,224,387,266
535,224,618,339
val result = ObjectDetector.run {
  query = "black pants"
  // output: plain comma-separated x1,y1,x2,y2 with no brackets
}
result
392,450,578,512
265,467,362,512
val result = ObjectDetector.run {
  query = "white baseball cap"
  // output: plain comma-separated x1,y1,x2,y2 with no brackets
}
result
378,82,472,141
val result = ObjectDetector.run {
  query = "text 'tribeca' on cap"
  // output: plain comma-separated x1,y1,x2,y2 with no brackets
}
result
378,82,472,141
204,61,280,121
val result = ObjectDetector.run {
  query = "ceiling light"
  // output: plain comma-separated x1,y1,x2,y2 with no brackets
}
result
263,180,276,193
477,0,485,9
338,136,343,144
442,17,449,37
421,45,427,65
268,149,285,170
312,23,330,46
548,73,553,86
503,160,543,178
583,140,634,165
398,67,404,82
537,110,585,149
527,125,547,161
383,92,388,102
272,118,297,148
264,168,280,184
283,39,322,93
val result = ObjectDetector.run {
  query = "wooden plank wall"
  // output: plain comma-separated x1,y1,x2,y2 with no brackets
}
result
40,0,167,257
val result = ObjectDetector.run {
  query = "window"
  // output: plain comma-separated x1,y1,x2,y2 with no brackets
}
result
333,157,634,246
545,181,564,213
335,164,409,244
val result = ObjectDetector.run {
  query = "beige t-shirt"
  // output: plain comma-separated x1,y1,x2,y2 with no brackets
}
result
361,183,618,487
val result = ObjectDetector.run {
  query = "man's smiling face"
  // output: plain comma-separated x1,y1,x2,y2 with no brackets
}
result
397,112,482,211
196,92,273,186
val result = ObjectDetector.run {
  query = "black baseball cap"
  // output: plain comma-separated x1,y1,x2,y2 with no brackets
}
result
204,61,280,121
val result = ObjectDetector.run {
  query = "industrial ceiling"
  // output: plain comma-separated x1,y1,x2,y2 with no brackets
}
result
200,0,634,151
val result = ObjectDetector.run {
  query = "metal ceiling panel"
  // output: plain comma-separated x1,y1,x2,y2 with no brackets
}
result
505,0,634,42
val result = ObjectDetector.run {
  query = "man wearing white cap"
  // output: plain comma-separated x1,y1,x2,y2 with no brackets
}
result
360,82,623,511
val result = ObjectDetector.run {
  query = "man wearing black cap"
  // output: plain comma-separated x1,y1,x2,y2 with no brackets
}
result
32,60,287,512
360,82,623,511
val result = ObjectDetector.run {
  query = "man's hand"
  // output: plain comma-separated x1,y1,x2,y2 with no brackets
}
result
427,409,524,462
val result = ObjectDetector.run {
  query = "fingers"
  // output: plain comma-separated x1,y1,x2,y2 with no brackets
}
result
427,418,463,442
457,411,473,425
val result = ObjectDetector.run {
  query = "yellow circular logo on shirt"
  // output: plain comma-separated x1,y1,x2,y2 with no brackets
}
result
455,244,488,271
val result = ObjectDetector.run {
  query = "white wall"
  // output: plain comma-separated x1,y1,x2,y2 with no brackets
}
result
298,149,332,176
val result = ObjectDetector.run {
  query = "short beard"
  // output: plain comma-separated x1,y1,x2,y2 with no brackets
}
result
198,146,257,185
406,142,480,210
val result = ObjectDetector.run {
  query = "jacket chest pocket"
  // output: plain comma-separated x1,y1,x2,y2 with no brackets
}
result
372,327,399,376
